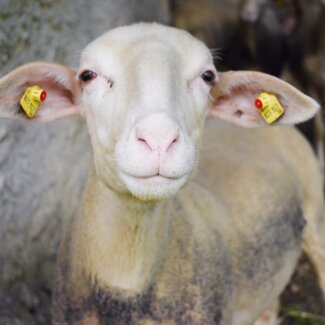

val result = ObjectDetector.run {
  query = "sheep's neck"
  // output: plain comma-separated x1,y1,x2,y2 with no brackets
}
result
70,170,172,294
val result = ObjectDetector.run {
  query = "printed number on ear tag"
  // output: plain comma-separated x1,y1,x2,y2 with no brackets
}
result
20,86,47,118
255,92,284,124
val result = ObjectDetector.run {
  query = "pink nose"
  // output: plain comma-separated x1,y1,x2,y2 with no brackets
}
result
136,128,180,154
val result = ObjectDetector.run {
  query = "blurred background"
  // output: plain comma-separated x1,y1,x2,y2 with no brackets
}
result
0,0,324,323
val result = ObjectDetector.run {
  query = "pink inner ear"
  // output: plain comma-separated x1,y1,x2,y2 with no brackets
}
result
26,80,77,121
212,85,263,126
211,79,288,127
18,75,79,122
0,62,80,122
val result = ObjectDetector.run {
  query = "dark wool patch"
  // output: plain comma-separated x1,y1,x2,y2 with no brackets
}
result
241,204,305,282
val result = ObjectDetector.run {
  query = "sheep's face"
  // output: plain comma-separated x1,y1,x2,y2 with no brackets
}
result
79,24,216,200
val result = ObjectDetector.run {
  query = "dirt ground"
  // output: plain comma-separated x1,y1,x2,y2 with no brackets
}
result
280,254,325,324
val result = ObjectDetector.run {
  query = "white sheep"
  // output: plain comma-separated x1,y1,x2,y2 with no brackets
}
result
0,23,324,325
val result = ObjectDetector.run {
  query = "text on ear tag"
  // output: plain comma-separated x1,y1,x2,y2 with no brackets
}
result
255,92,284,124
20,86,47,118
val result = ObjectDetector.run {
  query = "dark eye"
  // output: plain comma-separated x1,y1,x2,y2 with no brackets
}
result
79,70,97,82
201,70,216,84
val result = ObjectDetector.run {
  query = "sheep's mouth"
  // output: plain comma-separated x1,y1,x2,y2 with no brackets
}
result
119,170,189,200
121,171,187,183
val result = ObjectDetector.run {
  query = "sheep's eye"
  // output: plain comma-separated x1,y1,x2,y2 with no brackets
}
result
79,70,97,82
201,70,216,84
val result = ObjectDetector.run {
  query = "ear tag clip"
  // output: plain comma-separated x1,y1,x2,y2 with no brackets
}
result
255,92,284,124
20,86,47,118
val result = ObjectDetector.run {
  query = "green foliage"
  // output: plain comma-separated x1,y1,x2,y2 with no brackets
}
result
282,305,325,325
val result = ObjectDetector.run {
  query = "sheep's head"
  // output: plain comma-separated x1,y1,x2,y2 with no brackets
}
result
77,24,216,200
0,23,319,201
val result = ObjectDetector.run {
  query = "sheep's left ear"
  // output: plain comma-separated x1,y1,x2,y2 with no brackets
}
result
210,71,320,127
0,62,81,122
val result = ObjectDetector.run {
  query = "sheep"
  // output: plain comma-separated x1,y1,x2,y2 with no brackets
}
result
0,23,325,324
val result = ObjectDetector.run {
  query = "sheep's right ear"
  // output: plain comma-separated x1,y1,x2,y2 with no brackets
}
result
0,62,81,122
210,71,319,127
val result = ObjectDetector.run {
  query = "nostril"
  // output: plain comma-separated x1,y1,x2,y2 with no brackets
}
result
138,137,146,143
136,130,153,152
167,132,180,152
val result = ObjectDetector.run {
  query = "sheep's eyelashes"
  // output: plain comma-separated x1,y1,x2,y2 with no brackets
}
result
79,70,97,82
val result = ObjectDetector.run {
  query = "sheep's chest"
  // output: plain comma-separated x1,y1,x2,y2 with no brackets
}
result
58,207,232,324
79,284,224,324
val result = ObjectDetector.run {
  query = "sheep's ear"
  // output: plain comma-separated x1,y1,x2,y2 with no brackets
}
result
0,62,81,122
210,71,319,127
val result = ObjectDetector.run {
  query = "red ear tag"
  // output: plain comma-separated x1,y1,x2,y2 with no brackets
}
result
255,98,263,110
40,90,47,102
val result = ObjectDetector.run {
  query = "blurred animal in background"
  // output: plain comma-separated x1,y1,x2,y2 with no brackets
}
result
303,3,325,106
238,0,323,91
302,3,325,175
239,0,298,76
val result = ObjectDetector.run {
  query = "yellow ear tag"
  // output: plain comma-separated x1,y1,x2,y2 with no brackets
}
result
255,92,284,124
20,86,47,118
